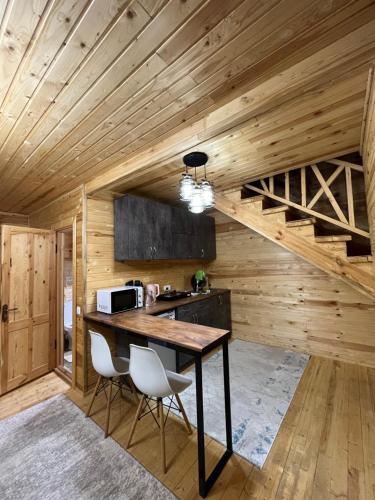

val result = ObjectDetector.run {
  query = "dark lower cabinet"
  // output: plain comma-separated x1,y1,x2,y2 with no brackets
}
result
175,291,231,371
114,194,216,261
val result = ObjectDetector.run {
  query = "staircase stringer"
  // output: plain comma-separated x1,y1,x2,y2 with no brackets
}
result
215,193,375,299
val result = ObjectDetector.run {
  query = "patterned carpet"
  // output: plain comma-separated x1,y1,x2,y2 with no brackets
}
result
0,395,175,500
176,339,309,468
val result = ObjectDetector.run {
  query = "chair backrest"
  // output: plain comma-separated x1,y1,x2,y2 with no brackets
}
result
129,344,172,398
89,330,116,378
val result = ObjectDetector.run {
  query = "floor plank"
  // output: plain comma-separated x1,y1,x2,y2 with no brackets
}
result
0,371,70,420
1,357,375,499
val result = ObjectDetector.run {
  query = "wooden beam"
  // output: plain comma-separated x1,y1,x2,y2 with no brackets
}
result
285,171,290,201
307,165,344,209
328,159,364,172
311,164,348,224
260,179,269,192
269,176,274,194
360,64,374,154
345,166,355,227
245,184,369,238
215,193,375,299
301,167,306,207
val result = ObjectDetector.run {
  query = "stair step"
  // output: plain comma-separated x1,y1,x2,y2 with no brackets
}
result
241,195,265,204
315,235,352,243
286,218,316,228
347,255,373,263
262,205,289,215
315,240,348,257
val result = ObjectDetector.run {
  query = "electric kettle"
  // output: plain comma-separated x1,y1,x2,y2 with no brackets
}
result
145,284,160,306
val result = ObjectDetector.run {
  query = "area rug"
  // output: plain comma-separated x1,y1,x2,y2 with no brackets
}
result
176,339,309,468
0,395,175,500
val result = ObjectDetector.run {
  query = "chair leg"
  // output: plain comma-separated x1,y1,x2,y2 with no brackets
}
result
175,393,192,435
86,375,102,417
128,375,139,403
127,394,145,448
159,398,166,473
104,378,113,438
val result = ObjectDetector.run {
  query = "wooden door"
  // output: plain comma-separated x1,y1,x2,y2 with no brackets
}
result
0,226,55,394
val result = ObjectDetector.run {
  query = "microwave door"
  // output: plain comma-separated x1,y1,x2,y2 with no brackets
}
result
111,289,136,313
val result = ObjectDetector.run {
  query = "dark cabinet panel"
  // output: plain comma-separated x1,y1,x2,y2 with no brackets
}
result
114,194,216,261
175,292,231,331
175,291,231,372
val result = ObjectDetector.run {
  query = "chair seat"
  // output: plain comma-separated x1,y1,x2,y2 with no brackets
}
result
112,356,130,375
165,370,192,394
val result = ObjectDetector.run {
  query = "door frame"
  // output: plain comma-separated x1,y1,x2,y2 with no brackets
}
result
55,220,77,387
0,225,56,395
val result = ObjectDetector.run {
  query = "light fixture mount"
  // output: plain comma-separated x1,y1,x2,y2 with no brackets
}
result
183,152,208,168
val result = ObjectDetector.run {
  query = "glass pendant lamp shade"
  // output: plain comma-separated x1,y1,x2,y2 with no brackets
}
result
201,179,214,208
179,173,194,201
179,151,214,212
188,183,205,213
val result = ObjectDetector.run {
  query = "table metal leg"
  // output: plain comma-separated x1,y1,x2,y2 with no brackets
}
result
223,338,233,453
195,338,233,498
195,354,206,496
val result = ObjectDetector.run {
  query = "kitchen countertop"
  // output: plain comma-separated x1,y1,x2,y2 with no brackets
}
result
85,288,230,353
132,288,229,316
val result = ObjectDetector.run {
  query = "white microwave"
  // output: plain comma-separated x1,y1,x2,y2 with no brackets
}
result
97,286,143,314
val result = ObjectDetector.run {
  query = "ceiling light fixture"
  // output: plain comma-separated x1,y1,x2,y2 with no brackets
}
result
179,152,214,213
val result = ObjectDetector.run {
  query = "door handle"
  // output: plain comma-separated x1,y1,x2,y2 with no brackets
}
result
201,248,204,258
2,305,18,322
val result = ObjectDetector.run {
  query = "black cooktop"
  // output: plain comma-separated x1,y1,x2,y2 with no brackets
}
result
156,291,191,301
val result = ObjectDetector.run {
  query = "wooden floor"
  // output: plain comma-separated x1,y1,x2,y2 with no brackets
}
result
0,371,70,421
2,358,375,499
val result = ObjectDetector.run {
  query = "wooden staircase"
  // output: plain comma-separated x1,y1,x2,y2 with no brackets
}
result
215,190,375,299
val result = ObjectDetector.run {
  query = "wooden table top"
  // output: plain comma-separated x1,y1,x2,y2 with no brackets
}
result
85,290,230,353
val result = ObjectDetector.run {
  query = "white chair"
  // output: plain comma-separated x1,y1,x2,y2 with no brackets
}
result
127,344,192,473
86,330,138,438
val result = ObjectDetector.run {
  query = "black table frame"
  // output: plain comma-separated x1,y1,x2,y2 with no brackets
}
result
86,319,232,498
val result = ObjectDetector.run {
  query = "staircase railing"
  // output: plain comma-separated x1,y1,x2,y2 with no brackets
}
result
245,159,369,238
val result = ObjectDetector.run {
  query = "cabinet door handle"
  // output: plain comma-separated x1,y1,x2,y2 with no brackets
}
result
201,248,204,258
219,295,223,305
153,246,157,255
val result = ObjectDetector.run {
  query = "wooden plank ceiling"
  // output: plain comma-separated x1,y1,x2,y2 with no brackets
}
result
1,0,375,213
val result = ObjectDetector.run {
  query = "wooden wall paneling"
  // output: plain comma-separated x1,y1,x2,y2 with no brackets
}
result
207,213,375,368
362,65,375,270
1,2,375,212
0,211,28,226
215,193,375,298
84,196,202,389
29,186,85,392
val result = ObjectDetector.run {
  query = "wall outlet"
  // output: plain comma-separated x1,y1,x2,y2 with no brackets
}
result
163,284,172,292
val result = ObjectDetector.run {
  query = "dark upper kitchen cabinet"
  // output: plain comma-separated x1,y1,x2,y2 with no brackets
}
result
114,194,216,261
